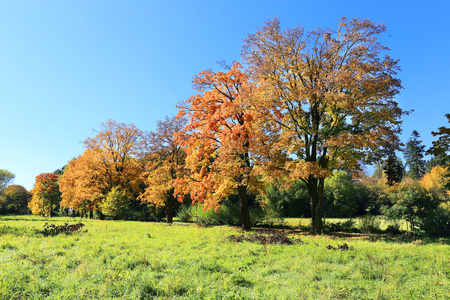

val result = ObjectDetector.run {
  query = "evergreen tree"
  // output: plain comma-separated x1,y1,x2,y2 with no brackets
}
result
383,155,405,185
404,130,426,179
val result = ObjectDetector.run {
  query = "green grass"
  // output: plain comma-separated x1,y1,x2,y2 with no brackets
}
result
0,215,449,299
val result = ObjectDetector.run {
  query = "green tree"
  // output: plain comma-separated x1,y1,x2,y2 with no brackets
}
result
0,185,30,214
427,113,450,167
100,187,130,220
324,171,356,218
383,155,405,185
382,178,440,234
404,130,426,180
0,170,15,193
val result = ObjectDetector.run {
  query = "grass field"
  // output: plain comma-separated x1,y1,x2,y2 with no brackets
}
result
0,216,449,299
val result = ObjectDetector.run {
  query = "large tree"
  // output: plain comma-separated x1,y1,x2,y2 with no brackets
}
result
175,63,262,230
59,120,145,217
139,116,187,223
242,18,405,234
404,130,426,179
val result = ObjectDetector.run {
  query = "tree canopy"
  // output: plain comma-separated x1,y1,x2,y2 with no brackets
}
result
0,170,15,193
242,17,405,234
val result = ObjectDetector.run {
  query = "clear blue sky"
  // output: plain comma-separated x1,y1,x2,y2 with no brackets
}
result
1,0,449,190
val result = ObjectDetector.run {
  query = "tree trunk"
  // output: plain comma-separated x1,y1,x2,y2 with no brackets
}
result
89,210,93,219
238,185,251,231
166,196,174,224
309,177,324,235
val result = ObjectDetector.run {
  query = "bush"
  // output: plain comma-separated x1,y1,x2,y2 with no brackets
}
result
381,179,440,234
176,202,264,227
262,181,310,218
418,207,450,237
324,219,358,233
358,214,382,234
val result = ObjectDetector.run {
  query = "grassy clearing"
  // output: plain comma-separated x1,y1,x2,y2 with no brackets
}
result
0,216,449,299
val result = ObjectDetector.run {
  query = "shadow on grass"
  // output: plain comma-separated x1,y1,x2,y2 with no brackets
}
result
250,225,450,245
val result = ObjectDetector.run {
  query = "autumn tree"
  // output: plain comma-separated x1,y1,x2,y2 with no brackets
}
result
175,63,262,230
404,130,426,180
139,116,187,223
421,166,450,205
0,185,30,214
29,173,61,216
59,120,145,217
0,169,15,193
242,18,405,234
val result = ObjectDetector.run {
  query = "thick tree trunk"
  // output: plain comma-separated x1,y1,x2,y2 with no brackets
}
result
238,185,251,231
89,210,93,219
309,177,325,235
166,196,174,224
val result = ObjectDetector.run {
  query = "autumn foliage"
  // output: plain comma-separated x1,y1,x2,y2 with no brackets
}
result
59,120,145,215
242,17,405,233
29,173,61,216
175,63,263,230
139,116,187,223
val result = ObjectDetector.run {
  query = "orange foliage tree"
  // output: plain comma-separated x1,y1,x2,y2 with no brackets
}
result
421,166,450,207
242,18,406,234
139,116,187,223
59,120,145,217
175,63,262,230
29,173,60,216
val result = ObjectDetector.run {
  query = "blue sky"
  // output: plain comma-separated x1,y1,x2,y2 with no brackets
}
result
1,0,449,190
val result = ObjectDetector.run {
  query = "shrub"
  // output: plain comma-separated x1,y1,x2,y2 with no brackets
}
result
358,214,382,234
176,202,263,227
418,207,450,237
324,219,358,233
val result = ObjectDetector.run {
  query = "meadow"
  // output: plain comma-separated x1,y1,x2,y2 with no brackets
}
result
0,216,449,299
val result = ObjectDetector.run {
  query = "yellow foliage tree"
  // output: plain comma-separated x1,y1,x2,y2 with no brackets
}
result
29,173,60,216
59,120,145,217
242,18,406,234
139,116,187,223
421,166,450,208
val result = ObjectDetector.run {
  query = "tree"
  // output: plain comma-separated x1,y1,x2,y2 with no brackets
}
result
175,63,262,230
421,166,449,205
59,120,145,217
427,113,450,166
29,173,61,216
0,170,15,193
383,155,405,185
404,130,426,179
139,116,187,223
242,18,405,234
0,185,30,215
383,178,439,234
323,170,356,218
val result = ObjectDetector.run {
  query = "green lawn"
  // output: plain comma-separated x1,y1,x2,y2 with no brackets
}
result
0,216,449,299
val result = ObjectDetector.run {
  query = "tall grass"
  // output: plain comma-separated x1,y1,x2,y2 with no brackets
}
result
0,215,448,299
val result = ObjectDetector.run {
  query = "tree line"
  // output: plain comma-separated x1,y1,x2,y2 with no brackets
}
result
1,18,449,235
